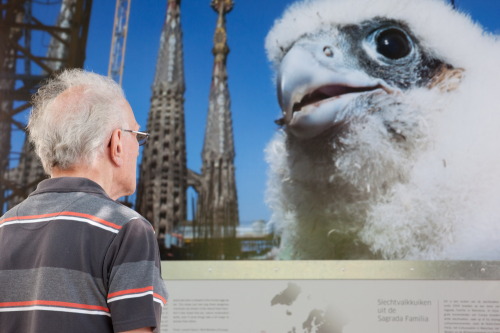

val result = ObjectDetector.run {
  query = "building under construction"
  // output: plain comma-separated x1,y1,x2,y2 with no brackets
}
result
0,0,240,259
0,0,92,209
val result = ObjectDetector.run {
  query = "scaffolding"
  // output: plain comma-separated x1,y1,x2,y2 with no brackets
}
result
0,0,92,213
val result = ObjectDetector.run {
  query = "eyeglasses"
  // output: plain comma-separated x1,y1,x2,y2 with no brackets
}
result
122,129,150,146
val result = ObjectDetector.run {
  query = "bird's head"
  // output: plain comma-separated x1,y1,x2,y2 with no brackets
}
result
267,0,469,139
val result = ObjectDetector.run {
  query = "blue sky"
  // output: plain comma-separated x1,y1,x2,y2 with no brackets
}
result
11,0,497,223
82,0,500,224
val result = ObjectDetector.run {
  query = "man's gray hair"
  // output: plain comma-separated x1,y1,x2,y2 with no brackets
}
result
28,69,127,174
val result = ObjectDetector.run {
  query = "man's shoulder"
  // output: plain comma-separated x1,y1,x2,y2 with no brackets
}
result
2,190,150,230
70,193,149,228
0,204,21,221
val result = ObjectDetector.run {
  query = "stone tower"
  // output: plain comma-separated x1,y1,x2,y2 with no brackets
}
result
196,0,239,239
136,0,187,240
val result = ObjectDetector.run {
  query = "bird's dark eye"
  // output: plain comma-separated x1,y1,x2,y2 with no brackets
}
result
375,28,411,59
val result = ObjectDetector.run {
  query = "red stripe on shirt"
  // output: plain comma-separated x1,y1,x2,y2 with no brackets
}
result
0,211,122,230
153,293,167,304
107,286,154,299
0,300,109,312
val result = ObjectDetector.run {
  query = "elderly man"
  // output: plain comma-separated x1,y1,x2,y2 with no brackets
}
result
0,69,167,332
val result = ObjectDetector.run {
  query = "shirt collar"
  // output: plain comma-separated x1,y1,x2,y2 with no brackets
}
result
30,177,110,199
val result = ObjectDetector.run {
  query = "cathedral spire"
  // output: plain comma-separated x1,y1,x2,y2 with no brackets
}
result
137,0,188,242
202,0,234,160
152,0,185,92
196,0,239,244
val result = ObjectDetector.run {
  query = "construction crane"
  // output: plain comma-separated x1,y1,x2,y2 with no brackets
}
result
108,0,131,86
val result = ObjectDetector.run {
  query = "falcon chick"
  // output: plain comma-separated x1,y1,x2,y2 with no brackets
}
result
265,0,500,259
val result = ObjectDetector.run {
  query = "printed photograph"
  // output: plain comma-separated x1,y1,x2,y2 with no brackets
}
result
1,0,500,261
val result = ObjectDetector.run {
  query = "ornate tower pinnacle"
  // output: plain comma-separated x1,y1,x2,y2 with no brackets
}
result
211,0,233,12
196,0,239,240
137,0,187,241
210,0,232,63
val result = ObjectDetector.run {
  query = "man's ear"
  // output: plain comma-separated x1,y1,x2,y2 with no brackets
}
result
109,129,123,166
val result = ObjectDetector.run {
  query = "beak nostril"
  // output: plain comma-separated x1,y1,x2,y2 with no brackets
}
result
323,46,333,57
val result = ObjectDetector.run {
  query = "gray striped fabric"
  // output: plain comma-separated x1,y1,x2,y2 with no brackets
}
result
0,177,168,333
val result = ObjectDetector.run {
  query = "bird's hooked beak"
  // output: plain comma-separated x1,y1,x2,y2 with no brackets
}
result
277,42,392,139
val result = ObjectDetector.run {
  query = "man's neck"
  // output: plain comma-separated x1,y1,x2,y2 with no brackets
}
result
51,164,118,199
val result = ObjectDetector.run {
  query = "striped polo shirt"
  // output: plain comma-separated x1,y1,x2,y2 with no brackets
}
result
0,177,168,332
